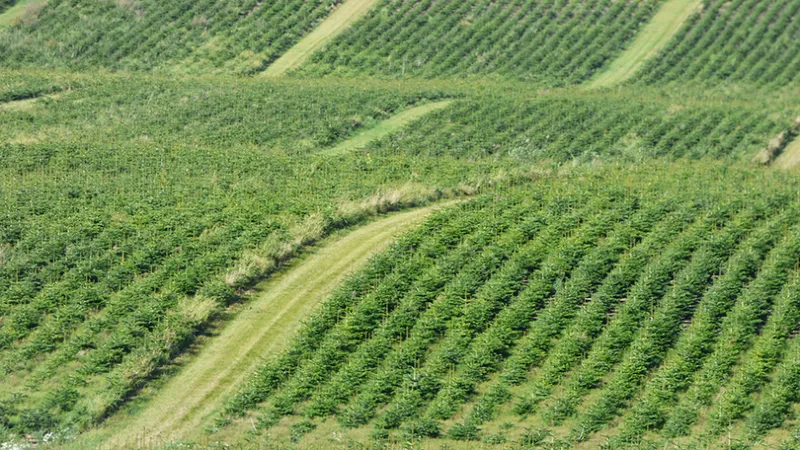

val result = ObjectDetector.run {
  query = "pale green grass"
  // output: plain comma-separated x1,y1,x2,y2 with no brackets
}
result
322,100,453,156
774,137,800,170
0,92,63,112
588,0,702,88
262,0,379,78
0,0,39,28
72,204,454,449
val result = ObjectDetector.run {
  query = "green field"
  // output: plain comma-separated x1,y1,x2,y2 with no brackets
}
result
1,0,800,448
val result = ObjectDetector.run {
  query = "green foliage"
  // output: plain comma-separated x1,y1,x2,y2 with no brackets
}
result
612,211,800,444
3,0,800,444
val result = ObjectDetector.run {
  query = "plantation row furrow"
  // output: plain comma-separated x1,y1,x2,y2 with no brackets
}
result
195,168,800,447
572,204,779,440
507,204,702,422
702,266,800,440
539,201,740,426
1,207,461,427
377,94,785,162
635,0,800,87
298,208,527,419
661,223,800,437
744,326,800,441
335,201,601,432
0,215,265,375
613,208,800,444
425,197,671,436
378,199,638,439
679,0,764,80
0,0,345,75
437,199,681,441
456,204,699,438
296,0,661,85
0,209,257,359
0,74,437,152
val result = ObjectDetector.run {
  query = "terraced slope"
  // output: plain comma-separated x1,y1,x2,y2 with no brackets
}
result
294,0,663,85
634,0,800,87
0,0,345,74
215,164,800,448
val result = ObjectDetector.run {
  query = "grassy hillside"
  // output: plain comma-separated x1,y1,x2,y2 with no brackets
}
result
634,0,800,88
215,164,800,449
0,0,344,74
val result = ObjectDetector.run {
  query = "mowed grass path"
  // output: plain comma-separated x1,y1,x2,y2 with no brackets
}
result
0,92,63,112
0,0,37,27
775,137,800,170
262,0,379,77
588,0,702,88
77,204,454,449
323,100,453,156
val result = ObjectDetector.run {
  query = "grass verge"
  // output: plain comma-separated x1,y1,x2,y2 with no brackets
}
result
322,100,453,156
588,0,702,88
262,0,379,78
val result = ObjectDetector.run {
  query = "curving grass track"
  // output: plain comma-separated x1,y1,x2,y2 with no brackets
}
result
73,203,454,449
263,0,379,77
775,137,800,170
589,0,702,88
323,100,453,156
0,0,36,28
